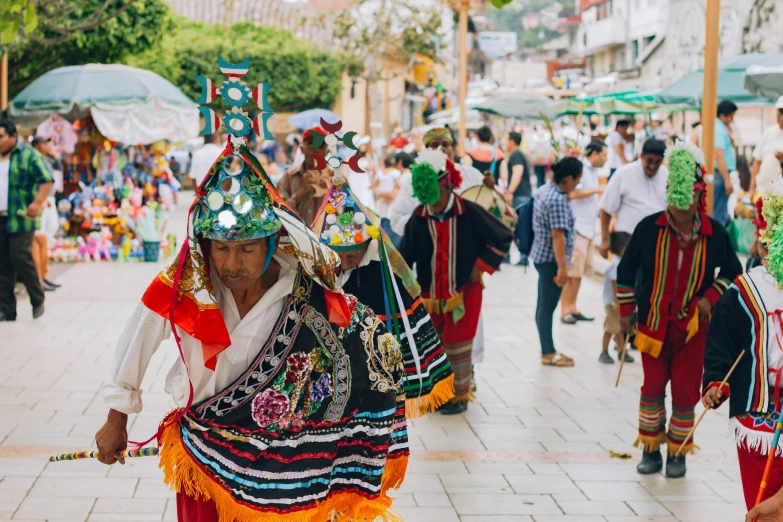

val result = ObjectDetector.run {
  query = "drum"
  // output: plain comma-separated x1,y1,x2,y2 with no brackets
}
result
459,185,518,231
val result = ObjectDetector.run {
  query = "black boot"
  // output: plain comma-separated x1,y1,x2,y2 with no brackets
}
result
666,454,687,478
636,451,663,474
439,401,468,415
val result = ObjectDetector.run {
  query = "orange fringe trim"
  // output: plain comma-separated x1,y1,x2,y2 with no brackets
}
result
451,389,476,403
667,441,700,457
634,331,664,358
405,374,455,418
158,421,409,522
633,432,667,452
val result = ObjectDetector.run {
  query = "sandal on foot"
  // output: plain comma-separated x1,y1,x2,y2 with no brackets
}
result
561,314,578,325
541,353,575,367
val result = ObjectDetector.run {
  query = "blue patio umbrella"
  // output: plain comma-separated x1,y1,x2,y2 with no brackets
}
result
288,109,340,130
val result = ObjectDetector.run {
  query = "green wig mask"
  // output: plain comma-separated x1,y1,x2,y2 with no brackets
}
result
665,142,704,211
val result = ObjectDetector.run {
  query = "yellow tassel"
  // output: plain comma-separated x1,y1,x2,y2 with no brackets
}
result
685,312,700,343
450,389,476,403
633,432,666,452
404,374,455,418
634,331,664,358
667,441,700,457
158,421,409,522
422,294,464,315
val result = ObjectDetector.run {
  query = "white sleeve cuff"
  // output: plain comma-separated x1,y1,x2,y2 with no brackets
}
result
101,383,143,415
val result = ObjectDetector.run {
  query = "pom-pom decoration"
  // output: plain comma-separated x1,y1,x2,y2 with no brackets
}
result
367,225,379,239
767,224,783,288
760,194,783,245
411,162,441,206
415,149,448,174
446,159,463,190
665,143,699,211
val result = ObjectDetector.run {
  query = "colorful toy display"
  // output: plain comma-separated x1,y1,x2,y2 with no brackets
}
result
44,115,181,263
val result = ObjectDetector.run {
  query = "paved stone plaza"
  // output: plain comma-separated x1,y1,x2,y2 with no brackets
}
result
0,198,747,521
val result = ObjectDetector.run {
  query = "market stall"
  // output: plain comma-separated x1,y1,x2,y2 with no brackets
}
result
10,64,199,263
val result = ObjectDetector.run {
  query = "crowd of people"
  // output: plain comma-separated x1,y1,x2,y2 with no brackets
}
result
9,68,783,519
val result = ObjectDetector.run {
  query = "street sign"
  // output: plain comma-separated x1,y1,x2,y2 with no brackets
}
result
478,32,517,59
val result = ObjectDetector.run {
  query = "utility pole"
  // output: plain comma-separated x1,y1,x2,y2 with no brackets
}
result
454,0,470,157
701,0,720,215
1,52,8,114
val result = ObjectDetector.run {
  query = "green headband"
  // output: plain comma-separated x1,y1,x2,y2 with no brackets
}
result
423,128,453,146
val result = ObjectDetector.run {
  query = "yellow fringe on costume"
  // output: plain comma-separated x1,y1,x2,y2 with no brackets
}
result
422,293,463,315
667,441,699,457
158,421,409,522
405,374,455,418
633,432,667,452
451,389,476,403
634,331,663,358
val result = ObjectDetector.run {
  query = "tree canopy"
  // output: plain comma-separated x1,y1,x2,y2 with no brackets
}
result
124,18,343,112
334,0,443,83
7,0,171,97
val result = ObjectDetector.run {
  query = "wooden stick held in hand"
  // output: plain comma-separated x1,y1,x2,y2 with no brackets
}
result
615,334,629,388
675,350,745,457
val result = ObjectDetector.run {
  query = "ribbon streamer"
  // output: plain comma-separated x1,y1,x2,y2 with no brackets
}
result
50,447,159,462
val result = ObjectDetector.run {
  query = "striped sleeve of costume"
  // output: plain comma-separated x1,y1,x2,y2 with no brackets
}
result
616,224,643,317
468,202,513,275
703,285,746,407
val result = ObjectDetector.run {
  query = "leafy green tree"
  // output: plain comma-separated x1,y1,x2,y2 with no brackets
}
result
125,18,343,112
6,0,170,97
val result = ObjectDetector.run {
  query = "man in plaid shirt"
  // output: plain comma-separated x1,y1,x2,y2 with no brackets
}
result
0,120,53,321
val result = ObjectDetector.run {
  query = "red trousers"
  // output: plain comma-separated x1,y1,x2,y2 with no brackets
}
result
177,492,218,522
638,321,706,454
429,283,482,400
429,282,483,344
738,445,783,510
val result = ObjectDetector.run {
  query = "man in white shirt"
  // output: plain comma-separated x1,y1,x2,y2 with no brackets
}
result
560,140,606,324
599,138,668,258
188,133,224,187
606,120,633,177
750,97,783,197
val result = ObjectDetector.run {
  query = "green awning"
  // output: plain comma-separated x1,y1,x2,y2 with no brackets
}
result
655,53,774,106
472,92,554,119
549,91,691,116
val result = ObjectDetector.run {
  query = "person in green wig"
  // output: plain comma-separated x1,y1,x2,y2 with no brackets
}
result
617,142,742,479
398,148,513,414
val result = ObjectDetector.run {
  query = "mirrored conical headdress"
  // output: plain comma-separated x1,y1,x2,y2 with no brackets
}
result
310,118,380,251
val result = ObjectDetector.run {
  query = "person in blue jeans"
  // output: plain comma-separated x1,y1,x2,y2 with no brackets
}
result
712,100,738,227
530,157,582,367
501,131,533,265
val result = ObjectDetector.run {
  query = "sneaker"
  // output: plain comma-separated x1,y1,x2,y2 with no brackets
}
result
598,351,615,364
616,350,635,363
666,454,687,478
32,304,45,319
636,450,663,474
439,401,468,415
